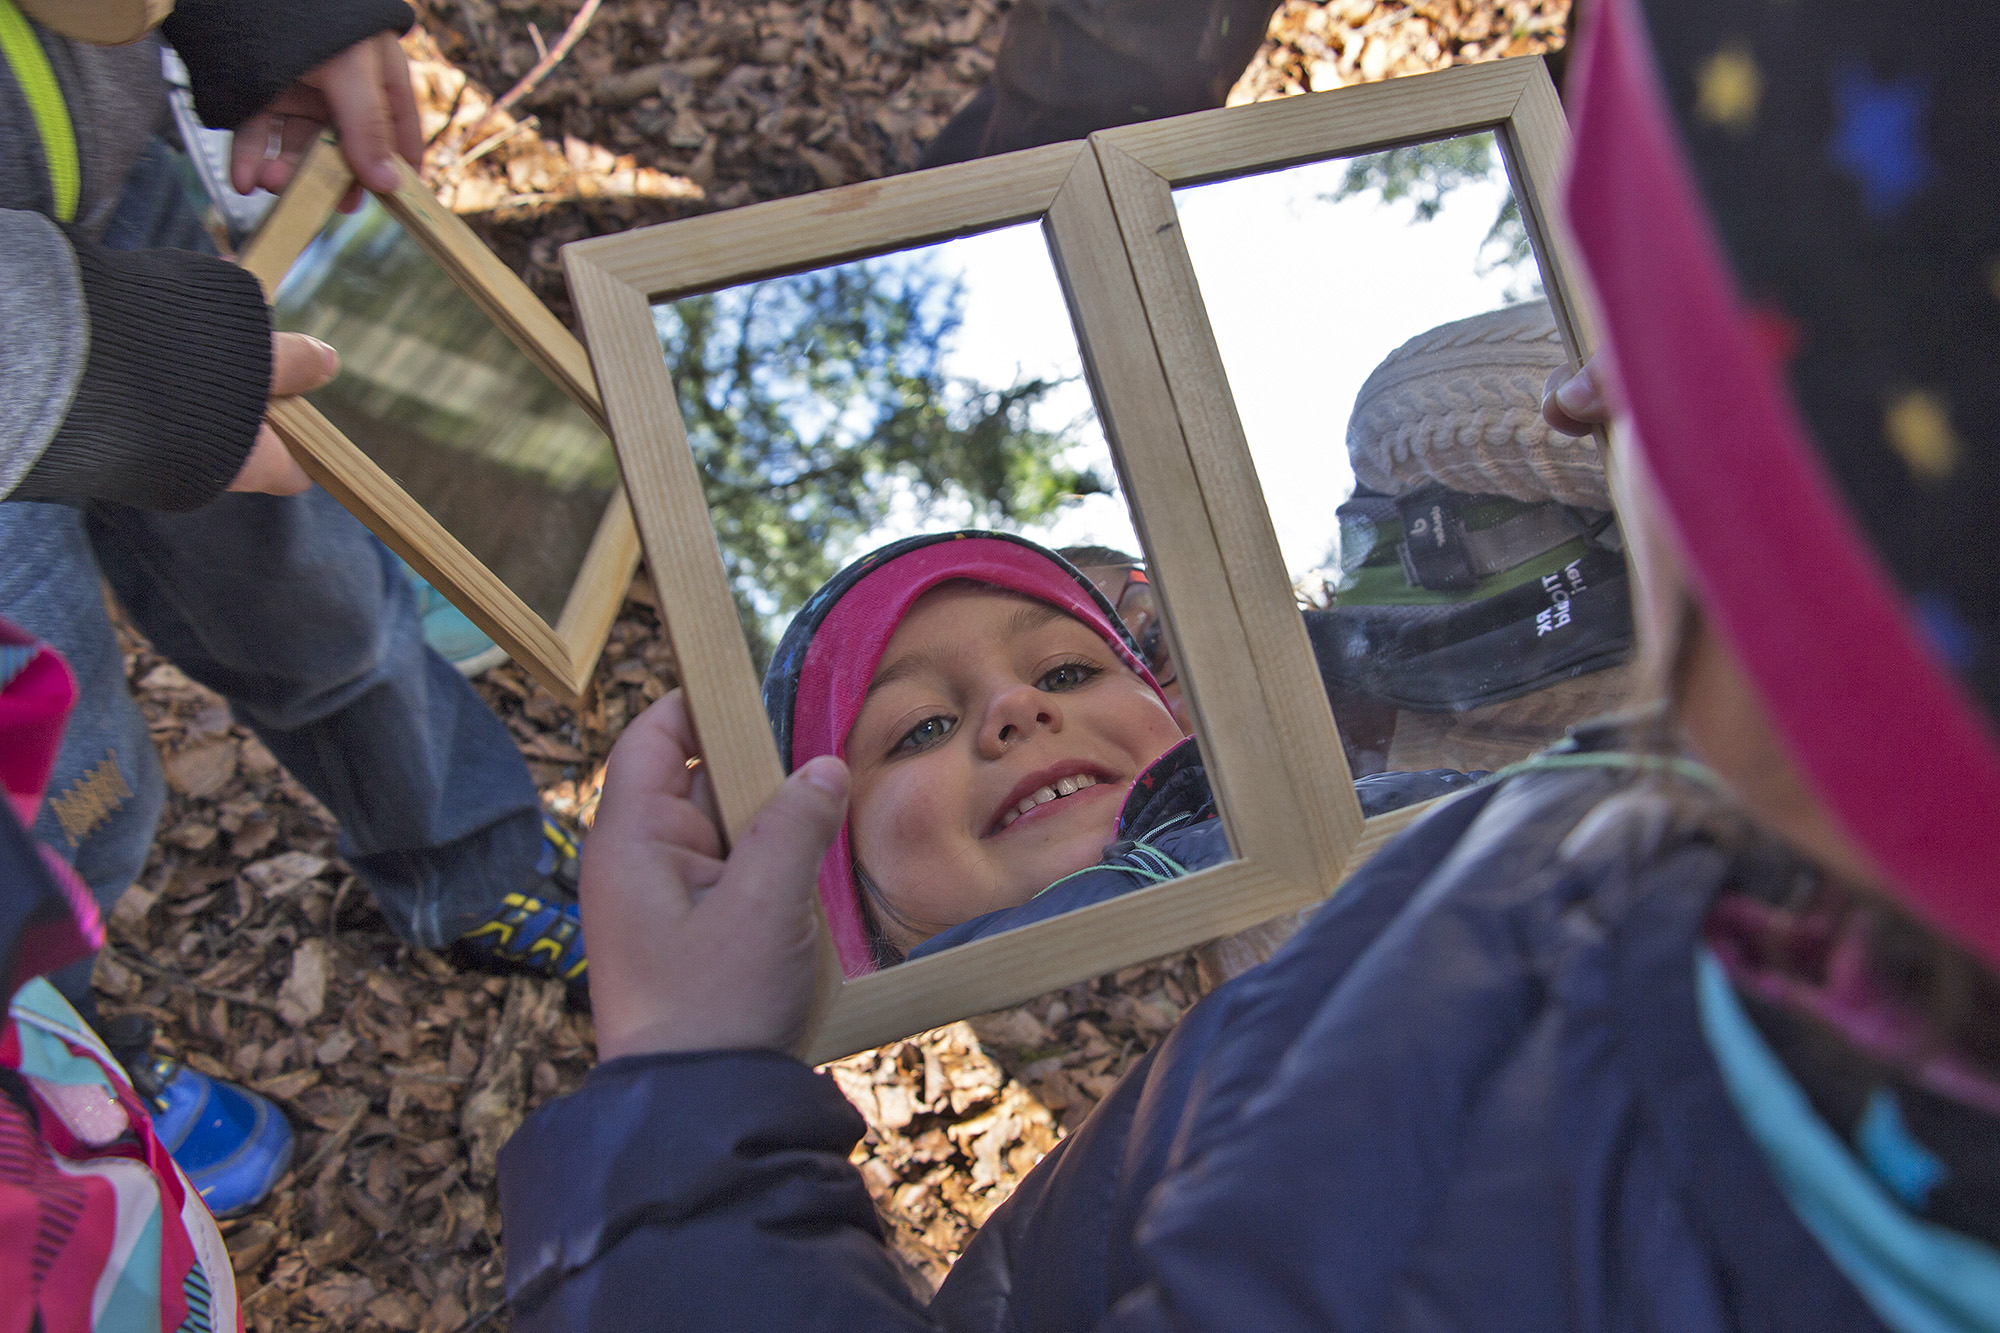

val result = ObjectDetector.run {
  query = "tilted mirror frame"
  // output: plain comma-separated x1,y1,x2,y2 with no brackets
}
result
239,138,639,704
1092,57,1606,892
561,57,1599,1065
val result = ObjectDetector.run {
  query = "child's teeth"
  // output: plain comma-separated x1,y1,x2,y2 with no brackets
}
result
999,776,1105,829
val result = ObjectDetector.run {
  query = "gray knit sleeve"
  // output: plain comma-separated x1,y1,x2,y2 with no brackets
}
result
2,216,272,511
0,211,88,498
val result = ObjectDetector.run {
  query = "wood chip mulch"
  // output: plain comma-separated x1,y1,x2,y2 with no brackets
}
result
103,4,1567,1327
109,577,1205,1330
403,0,1569,321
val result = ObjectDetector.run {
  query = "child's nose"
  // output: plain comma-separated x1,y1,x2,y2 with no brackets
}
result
980,684,1062,756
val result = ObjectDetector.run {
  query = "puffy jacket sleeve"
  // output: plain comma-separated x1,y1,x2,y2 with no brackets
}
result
499,1050,941,1332
0,210,271,509
498,785,1507,1333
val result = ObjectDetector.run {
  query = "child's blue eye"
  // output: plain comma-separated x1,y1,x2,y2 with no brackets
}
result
1038,661,1100,692
892,714,956,755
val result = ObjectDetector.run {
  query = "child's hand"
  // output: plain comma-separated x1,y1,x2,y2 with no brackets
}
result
1542,355,1613,436
228,333,335,496
231,30,423,211
581,690,850,1060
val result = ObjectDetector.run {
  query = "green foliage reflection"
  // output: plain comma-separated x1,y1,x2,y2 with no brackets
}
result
656,255,1108,662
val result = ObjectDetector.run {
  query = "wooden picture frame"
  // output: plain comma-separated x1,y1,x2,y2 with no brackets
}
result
240,139,639,704
562,58,1596,1063
1090,60,1603,868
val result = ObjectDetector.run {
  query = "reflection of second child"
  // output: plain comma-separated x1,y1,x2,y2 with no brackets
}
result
759,531,1474,973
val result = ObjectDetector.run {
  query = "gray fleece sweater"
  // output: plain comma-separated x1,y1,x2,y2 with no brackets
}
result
0,1,410,511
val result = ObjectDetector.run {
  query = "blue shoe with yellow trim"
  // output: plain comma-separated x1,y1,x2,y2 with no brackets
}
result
451,815,589,1007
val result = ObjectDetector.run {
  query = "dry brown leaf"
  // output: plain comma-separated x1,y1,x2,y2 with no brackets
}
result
230,816,279,860
107,881,157,931
245,851,330,897
254,1068,321,1100
137,663,196,693
276,939,329,1028
968,1008,1055,1051
91,951,136,999
227,1220,281,1276
300,1211,372,1270
368,1290,427,1331
419,1291,469,1333
304,1272,378,1317
163,737,238,798
166,819,219,851
873,1081,916,1130
313,1029,357,1066
238,736,281,779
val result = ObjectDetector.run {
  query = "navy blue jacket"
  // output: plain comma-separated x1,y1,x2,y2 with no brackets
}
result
499,741,1885,1332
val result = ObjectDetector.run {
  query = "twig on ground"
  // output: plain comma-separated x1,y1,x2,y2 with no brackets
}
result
463,0,602,142
456,116,539,170
109,945,285,1015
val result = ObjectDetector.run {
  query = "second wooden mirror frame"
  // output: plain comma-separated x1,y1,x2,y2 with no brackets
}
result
240,141,639,705
561,58,1602,1064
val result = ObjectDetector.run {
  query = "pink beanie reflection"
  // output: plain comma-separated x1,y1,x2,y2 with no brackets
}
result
762,532,1159,977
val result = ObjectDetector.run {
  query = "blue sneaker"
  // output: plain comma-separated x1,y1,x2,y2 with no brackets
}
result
397,556,509,677
451,815,589,1007
100,1016,295,1218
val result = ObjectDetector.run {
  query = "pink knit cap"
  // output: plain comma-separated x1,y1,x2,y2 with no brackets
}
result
777,534,1161,976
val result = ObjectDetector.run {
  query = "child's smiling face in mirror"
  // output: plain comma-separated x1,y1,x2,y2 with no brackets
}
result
843,583,1185,951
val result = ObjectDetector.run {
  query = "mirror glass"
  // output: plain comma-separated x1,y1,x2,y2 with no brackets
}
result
1174,132,1637,781
272,197,620,625
652,222,1226,972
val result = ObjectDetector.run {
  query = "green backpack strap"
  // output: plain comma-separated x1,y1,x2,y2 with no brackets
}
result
0,0,79,222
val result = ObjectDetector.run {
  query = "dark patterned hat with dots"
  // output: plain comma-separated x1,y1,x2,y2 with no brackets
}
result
1565,0,2000,964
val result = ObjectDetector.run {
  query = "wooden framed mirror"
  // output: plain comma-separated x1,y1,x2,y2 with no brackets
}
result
1095,57,1619,892
562,57,1608,1063
239,139,638,704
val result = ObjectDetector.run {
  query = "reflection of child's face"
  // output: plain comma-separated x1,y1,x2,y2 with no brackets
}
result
844,584,1184,951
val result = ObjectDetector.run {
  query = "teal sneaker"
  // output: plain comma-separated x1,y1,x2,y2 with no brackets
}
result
397,557,509,677
451,815,590,1008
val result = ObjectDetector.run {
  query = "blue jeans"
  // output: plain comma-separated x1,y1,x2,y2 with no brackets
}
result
9,140,543,1011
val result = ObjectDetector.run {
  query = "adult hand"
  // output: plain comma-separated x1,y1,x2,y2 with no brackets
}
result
1542,355,1613,436
230,31,422,211
228,333,335,496
582,690,850,1061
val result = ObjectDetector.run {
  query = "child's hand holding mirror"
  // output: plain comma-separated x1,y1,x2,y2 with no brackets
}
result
580,690,850,1060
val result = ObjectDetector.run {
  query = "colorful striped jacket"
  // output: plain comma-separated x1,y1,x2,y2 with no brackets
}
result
0,618,237,1332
